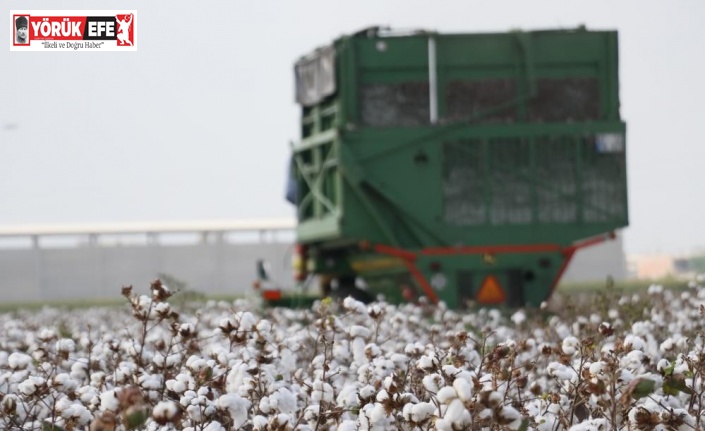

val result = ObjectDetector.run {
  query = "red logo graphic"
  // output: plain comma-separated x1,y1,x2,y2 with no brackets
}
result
115,13,134,46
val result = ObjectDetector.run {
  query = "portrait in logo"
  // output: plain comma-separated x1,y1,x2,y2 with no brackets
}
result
15,16,29,45
115,13,134,46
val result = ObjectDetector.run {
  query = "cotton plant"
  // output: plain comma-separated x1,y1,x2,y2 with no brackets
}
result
2,279,705,429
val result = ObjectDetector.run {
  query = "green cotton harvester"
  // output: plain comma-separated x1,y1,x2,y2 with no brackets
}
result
272,26,627,308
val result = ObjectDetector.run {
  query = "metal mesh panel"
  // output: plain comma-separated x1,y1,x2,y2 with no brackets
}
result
488,139,532,225
528,78,599,122
443,140,485,225
581,136,627,222
360,82,429,127
445,79,518,123
535,137,578,223
295,46,336,107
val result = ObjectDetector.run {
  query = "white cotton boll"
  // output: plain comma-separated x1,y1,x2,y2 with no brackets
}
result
444,398,470,426
608,309,620,319
365,343,381,358
70,403,92,424
271,388,297,414
411,402,435,422
390,353,408,367
436,386,457,404
8,352,32,370
351,337,366,366
417,354,436,370
202,421,225,431
237,311,257,332
256,319,271,334
187,404,203,422
359,385,376,400
52,373,78,392
333,341,350,360
56,338,76,352
259,396,271,414
78,385,99,407
167,379,187,394
18,378,38,396
554,323,571,340
499,406,522,429
312,381,334,403
375,389,389,403
402,403,414,421
139,373,162,390
350,325,371,339
625,335,646,352
217,393,250,429
453,378,473,402
435,418,453,431
99,390,119,412
404,342,425,356
343,297,368,314
660,338,676,353
422,374,442,393
338,420,358,431
676,337,689,350
368,402,389,425
154,302,170,315
547,362,577,382
657,358,672,373
252,415,269,430
511,310,527,325
568,418,607,431
153,401,179,421
647,284,663,295
589,361,607,377
621,350,646,371
70,361,88,381
562,336,580,355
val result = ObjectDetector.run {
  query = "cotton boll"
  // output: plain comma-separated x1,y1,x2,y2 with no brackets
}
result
350,325,371,339
499,406,522,429
547,362,577,382
453,378,473,402
337,420,358,431
52,373,78,392
252,415,268,430
152,401,179,422
624,335,646,352
410,402,435,422
343,297,368,314
569,418,608,431
588,361,608,378
202,421,226,431
511,310,527,326
18,378,38,396
436,386,457,404
99,390,119,412
390,353,409,367
217,393,250,429
422,374,442,393
270,387,297,414
561,336,580,355
444,398,471,426
8,352,32,370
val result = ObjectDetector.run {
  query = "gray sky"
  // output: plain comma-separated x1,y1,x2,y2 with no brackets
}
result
1,0,703,256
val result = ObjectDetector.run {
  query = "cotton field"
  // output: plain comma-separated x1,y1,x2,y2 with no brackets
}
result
2,279,705,431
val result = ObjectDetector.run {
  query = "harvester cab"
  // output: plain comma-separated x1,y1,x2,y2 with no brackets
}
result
269,26,628,309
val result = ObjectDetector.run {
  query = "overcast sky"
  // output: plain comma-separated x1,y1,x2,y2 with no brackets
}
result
1,1,703,256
